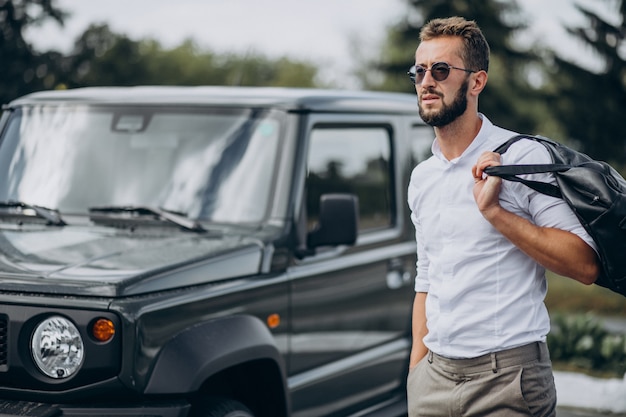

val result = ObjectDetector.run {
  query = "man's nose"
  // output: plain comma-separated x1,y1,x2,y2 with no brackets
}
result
420,69,437,88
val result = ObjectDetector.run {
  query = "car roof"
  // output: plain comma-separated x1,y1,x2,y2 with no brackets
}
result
7,86,418,114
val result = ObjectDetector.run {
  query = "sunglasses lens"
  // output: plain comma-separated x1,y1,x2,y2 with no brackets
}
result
431,63,450,81
408,63,452,84
408,66,425,84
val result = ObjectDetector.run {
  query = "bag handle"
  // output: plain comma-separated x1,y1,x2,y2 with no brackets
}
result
483,134,570,199
491,134,559,154
485,163,571,175
483,167,563,198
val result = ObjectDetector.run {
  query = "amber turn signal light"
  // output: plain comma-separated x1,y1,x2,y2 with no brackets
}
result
266,313,280,329
91,318,116,342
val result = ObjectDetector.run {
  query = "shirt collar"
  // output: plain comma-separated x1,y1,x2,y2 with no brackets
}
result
431,113,492,164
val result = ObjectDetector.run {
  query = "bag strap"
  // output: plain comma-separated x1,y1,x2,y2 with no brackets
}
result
491,134,558,154
484,168,563,198
483,134,570,199
486,164,572,175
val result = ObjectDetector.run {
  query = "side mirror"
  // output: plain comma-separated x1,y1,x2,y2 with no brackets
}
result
307,194,359,248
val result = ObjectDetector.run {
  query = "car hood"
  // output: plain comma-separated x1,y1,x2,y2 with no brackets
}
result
0,226,266,297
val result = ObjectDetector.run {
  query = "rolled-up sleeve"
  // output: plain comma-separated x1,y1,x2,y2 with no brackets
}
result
505,141,598,254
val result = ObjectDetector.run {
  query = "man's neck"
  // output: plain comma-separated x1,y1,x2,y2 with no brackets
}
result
434,113,483,161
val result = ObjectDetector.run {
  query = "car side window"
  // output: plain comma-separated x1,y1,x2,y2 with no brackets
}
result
409,124,434,167
306,125,393,233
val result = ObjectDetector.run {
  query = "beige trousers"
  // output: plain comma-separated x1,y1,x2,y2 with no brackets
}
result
407,342,556,417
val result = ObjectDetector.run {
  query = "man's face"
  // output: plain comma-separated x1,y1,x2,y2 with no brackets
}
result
414,37,471,127
418,78,468,127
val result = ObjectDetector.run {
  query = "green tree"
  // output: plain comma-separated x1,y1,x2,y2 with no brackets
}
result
59,24,146,87
546,0,626,167
365,0,543,134
60,24,321,89
0,0,68,104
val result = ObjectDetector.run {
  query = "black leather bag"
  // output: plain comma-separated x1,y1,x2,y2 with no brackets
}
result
484,134,626,296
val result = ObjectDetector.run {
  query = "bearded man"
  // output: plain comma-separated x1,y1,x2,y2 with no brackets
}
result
406,16,599,417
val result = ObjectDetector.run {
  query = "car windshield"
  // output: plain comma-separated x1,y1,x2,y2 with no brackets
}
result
0,105,283,224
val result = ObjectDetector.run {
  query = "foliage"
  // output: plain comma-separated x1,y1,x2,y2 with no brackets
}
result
548,313,626,377
0,0,68,105
364,0,543,134
56,25,320,90
544,0,626,168
0,2,320,106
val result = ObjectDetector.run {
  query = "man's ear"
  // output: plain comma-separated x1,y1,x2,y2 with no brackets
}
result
470,70,488,96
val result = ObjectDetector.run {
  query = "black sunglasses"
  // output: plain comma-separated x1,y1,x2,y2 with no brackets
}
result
407,62,476,84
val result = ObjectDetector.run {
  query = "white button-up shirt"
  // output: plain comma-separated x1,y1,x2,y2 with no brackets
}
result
408,115,596,359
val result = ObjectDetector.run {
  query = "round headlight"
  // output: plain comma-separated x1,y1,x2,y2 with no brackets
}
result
31,316,84,379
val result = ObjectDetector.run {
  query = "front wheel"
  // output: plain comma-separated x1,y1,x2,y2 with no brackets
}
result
190,397,254,417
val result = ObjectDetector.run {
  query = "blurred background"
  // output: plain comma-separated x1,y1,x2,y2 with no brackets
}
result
2,0,626,377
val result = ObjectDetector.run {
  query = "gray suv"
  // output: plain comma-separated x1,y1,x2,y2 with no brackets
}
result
0,87,432,417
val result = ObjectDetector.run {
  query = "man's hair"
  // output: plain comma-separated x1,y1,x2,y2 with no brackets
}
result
419,16,490,73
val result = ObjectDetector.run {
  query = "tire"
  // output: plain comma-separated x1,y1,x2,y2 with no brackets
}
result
190,397,255,417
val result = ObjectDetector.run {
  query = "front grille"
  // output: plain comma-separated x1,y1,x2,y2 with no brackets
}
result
0,315,7,366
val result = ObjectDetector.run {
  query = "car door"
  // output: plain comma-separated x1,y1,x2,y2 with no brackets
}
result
287,114,417,416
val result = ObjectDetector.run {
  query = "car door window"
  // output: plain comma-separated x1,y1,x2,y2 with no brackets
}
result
306,126,392,233
410,124,434,167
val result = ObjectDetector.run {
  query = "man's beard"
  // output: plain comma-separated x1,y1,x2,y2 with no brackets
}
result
418,80,469,127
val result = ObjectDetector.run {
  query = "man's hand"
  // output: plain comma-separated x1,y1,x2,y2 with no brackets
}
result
471,151,599,284
409,292,428,370
472,151,503,219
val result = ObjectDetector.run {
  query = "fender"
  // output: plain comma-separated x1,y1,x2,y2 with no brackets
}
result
144,314,286,394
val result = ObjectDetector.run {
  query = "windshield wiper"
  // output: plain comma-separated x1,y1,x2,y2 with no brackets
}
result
88,206,206,232
0,201,66,226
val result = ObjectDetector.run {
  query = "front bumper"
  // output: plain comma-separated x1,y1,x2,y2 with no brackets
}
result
0,400,190,417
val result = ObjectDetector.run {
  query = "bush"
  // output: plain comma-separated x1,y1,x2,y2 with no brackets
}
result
548,313,626,377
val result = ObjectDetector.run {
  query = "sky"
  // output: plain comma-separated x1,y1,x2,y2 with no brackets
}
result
24,0,614,88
